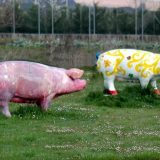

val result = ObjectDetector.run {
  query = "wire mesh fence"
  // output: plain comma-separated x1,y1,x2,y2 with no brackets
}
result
0,0,160,36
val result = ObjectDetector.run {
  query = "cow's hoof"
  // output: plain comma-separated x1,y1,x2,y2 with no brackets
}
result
104,89,118,96
153,89,160,95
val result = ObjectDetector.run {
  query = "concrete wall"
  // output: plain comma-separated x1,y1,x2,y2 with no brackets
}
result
0,34,160,68
1,33,160,42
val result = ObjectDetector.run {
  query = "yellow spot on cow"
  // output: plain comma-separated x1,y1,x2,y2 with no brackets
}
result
117,66,126,76
104,60,111,68
105,50,125,76
127,51,146,68
127,51,160,78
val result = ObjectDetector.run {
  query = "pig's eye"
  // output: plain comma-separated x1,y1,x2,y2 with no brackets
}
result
69,76,74,81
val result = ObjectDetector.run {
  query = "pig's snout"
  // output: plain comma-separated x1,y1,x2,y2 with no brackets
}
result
74,79,86,91
66,69,84,80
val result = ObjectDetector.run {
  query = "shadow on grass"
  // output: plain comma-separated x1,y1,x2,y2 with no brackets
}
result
12,105,97,120
85,85,160,108
12,105,48,119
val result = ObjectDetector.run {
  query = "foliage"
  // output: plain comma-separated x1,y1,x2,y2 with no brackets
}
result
0,2,160,34
6,38,46,48
73,39,160,53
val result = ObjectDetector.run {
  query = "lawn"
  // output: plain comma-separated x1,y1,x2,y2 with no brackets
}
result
0,69,160,160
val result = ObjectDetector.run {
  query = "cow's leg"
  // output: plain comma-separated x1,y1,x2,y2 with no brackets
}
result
150,78,160,95
37,93,55,111
103,75,118,95
0,101,11,117
139,77,150,89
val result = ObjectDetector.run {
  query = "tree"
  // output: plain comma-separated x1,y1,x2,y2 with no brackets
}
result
72,4,90,33
14,2,25,33
0,0,13,32
116,9,135,34
95,7,110,34
25,4,38,33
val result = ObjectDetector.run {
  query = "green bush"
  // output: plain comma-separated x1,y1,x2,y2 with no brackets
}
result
6,38,46,48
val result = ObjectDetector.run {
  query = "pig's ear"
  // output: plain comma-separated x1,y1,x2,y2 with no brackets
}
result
66,68,84,79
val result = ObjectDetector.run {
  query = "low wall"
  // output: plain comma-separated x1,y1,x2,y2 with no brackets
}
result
0,34,160,68
0,33,160,42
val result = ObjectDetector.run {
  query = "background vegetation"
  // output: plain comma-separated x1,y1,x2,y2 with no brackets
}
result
0,2,160,34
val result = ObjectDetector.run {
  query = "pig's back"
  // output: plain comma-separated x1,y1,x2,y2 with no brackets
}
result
0,61,52,76
0,61,54,99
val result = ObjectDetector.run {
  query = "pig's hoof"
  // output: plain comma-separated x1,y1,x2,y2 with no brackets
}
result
104,89,118,96
153,89,160,95
2,111,11,118
41,107,48,112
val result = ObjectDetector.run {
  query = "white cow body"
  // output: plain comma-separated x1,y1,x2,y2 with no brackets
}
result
97,49,160,95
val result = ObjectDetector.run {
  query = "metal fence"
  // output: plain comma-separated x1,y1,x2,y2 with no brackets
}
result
0,0,160,38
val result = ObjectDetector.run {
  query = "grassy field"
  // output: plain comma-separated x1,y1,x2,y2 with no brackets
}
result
0,69,160,160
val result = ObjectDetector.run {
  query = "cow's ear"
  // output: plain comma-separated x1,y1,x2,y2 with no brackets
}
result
66,68,84,79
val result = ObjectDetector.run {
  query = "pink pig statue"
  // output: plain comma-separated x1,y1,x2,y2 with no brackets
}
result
0,61,86,117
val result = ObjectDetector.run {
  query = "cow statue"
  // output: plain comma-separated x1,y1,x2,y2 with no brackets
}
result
97,49,160,95
0,61,86,117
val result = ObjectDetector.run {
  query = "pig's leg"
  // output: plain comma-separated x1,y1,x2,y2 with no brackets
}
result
37,93,55,111
0,90,13,117
39,99,50,111
0,101,11,117
150,79,160,95
103,75,118,95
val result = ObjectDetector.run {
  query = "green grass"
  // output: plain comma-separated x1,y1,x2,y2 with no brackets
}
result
0,70,160,160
